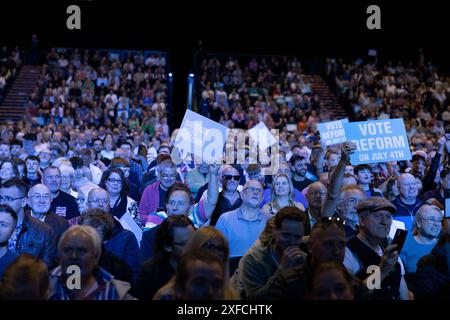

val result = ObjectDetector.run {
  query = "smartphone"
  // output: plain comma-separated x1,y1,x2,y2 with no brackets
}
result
391,229,408,254
445,189,450,218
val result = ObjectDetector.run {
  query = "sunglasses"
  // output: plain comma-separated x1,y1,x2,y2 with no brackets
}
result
224,175,240,181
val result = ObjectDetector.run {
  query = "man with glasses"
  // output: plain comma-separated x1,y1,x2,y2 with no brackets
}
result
392,173,424,232
216,180,271,257
42,166,80,220
86,188,140,284
139,159,179,225
344,197,411,300
239,207,309,299
208,165,243,226
58,164,78,198
337,185,366,240
400,205,442,279
27,183,69,243
0,179,56,267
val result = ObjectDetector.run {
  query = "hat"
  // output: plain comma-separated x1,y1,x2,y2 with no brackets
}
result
357,197,397,215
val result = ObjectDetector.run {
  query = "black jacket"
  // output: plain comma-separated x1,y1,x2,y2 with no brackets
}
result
43,211,70,243
415,240,450,299
16,213,57,268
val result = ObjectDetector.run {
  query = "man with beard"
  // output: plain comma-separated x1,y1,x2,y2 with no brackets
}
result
0,205,18,278
290,154,314,192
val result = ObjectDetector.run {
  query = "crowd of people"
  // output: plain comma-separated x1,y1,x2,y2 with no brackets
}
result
0,47,449,301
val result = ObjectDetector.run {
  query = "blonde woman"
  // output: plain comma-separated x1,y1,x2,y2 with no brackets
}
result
262,173,305,215
153,226,239,300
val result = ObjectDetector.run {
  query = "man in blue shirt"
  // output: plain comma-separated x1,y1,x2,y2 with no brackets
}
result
0,205,18,278
216,180,271,257
400,204,442,275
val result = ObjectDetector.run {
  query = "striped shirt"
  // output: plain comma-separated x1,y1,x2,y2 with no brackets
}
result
49,266,120,300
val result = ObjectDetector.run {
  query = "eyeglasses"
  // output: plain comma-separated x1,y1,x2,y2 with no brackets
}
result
88,198,109,205
224,175,240,181
107,178,122,185
345,198,362,207
0,196,25,202
421,217,443,225
29,194,52,201
244,186,263,195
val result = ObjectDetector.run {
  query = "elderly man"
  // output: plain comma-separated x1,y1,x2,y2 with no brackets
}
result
337,185,366,241
139,159,178,224
87,186,141,244
48,225,135,300
391,173,425,232
59,164,78,198
0,179,56,267
400,205,442,276
216,180,271,257
344,197,410,300
28,183,69,243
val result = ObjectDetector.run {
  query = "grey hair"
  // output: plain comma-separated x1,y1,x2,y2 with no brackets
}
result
59,164,75,176
58,225,102,263
416,204,443,222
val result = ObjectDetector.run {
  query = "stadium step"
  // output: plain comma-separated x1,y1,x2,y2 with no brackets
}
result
304,74,348,120
0,65,42,124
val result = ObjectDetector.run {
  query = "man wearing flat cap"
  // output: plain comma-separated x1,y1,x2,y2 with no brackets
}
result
344,197,411,300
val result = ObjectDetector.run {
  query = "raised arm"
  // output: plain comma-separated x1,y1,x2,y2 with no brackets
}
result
202,163,221,220
321,142,356,217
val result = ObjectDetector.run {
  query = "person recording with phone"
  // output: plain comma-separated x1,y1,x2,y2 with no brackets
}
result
344,197,411,300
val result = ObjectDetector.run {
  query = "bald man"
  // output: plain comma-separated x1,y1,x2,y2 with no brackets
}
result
87,188,110,213
28,184,69,243
391,173,424,232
